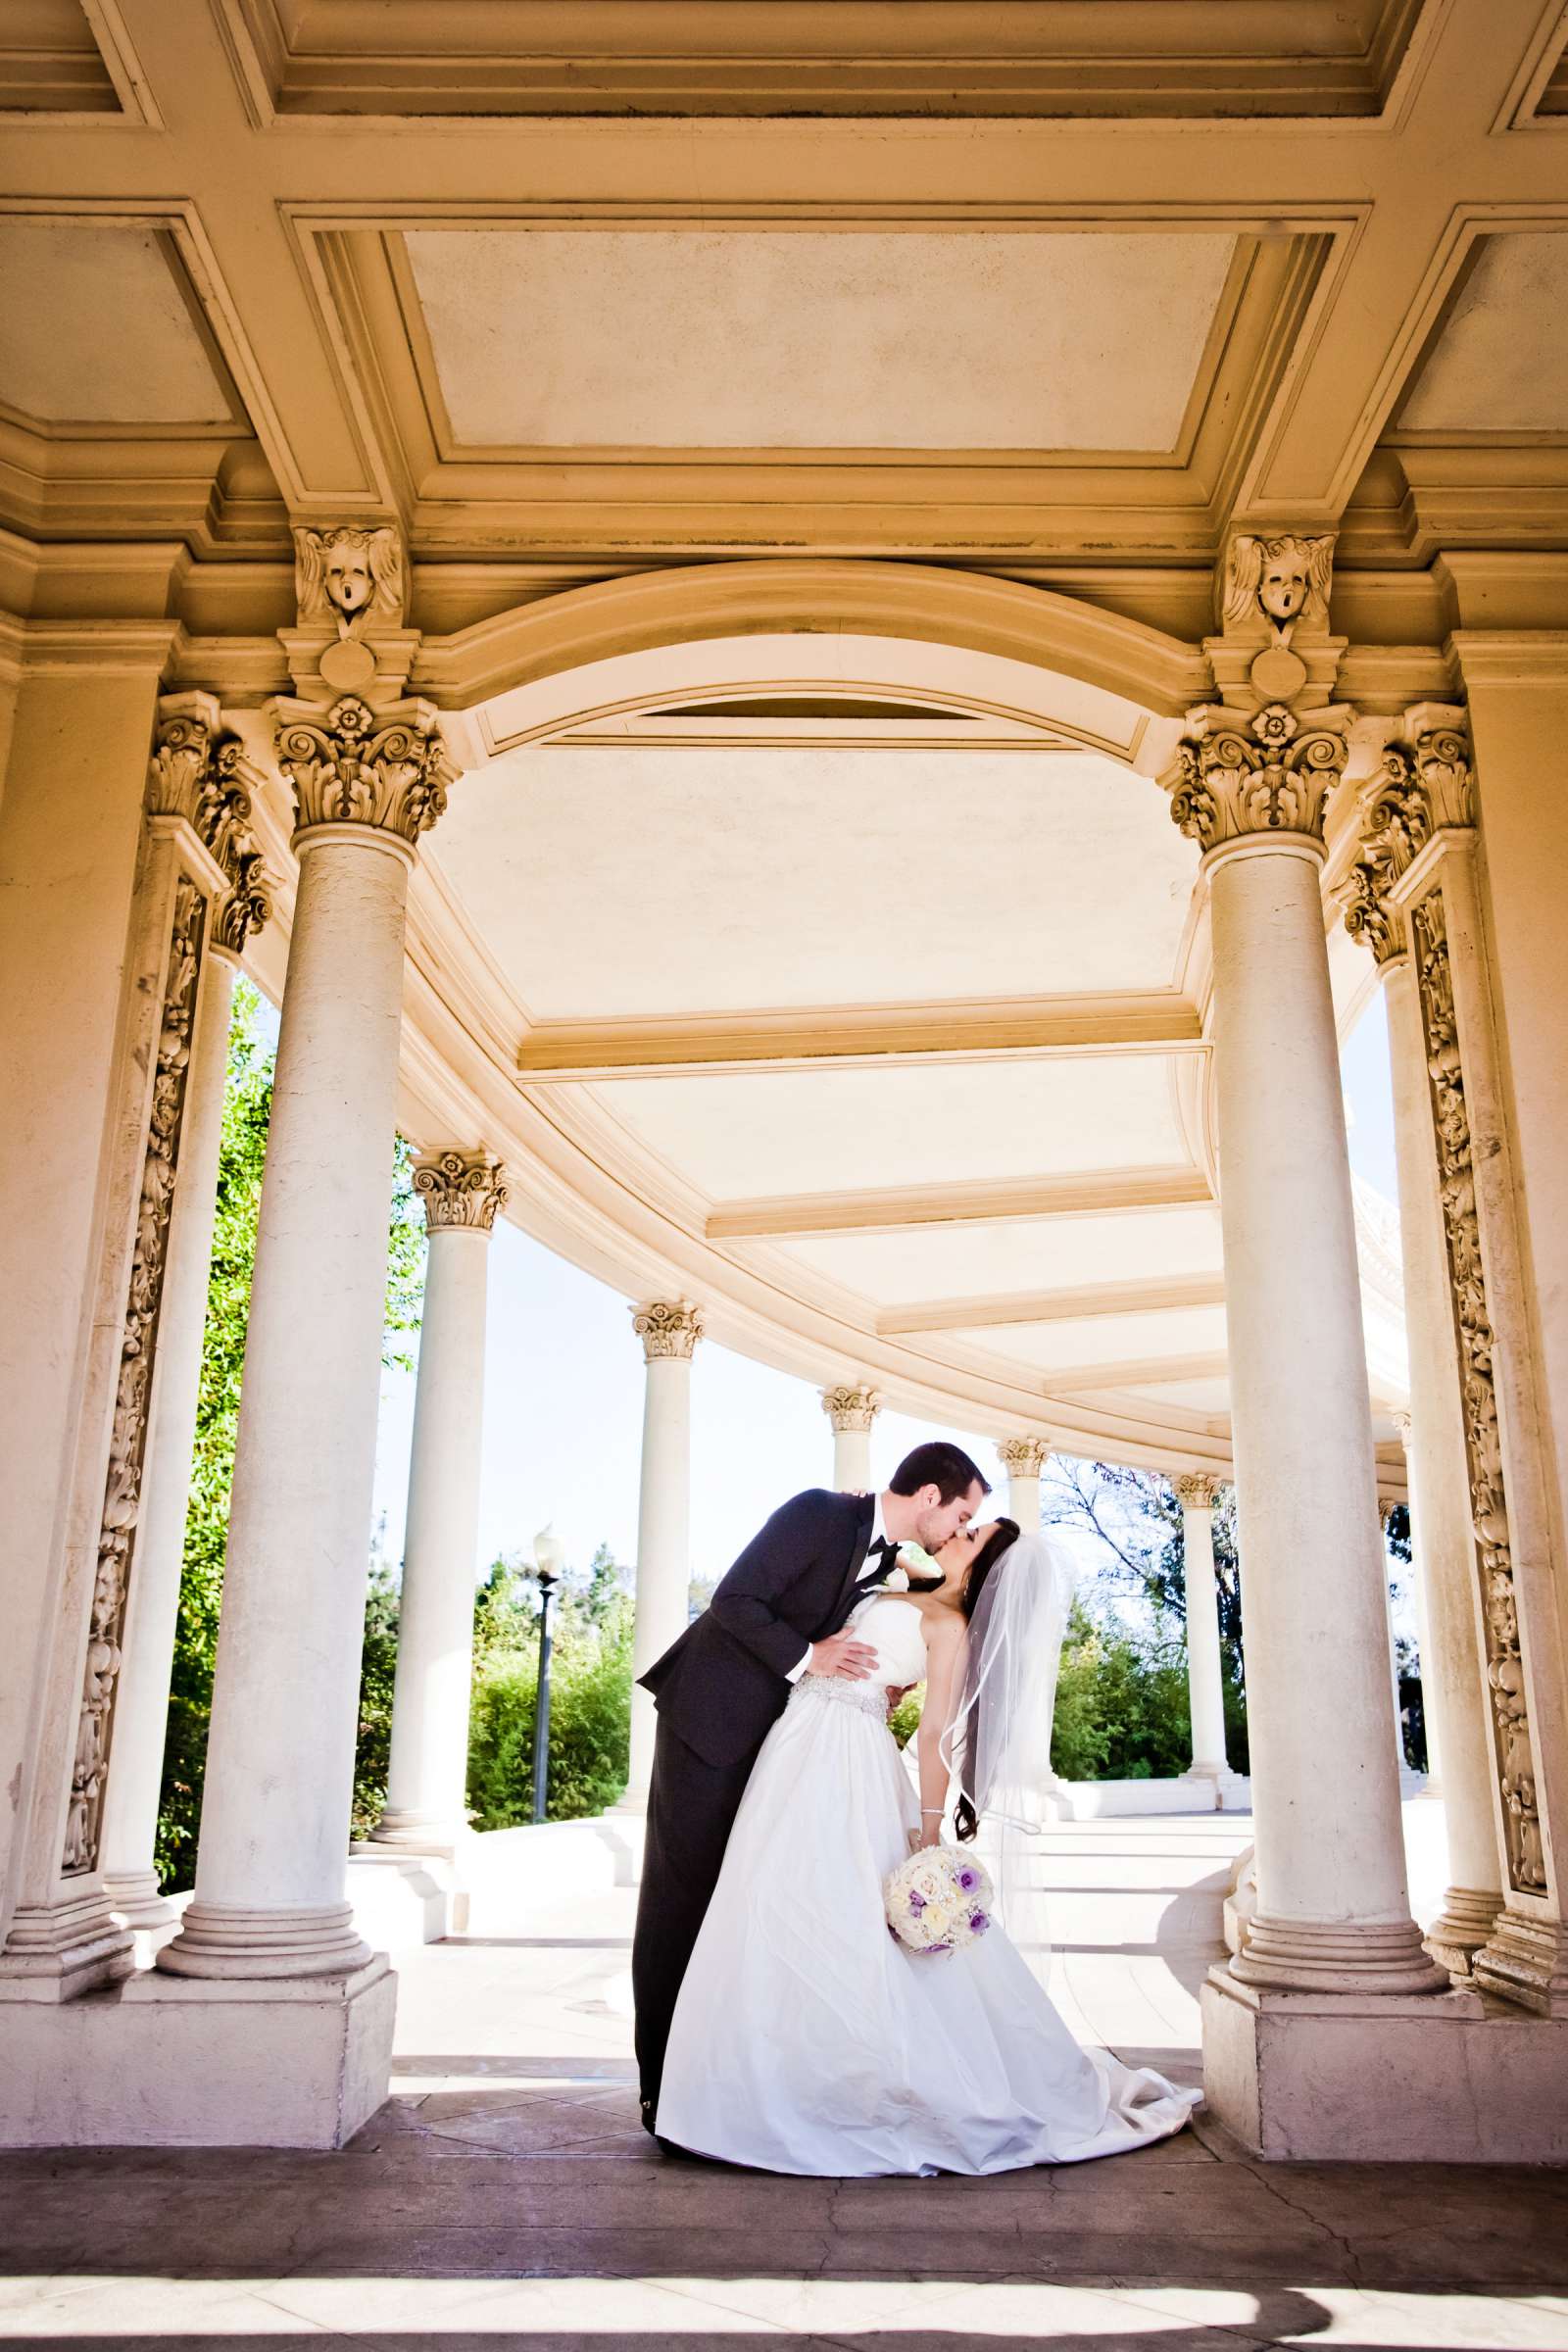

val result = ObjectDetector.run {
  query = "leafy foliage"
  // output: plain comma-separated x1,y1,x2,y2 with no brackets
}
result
156,980,428,1888
465,1544,633,1825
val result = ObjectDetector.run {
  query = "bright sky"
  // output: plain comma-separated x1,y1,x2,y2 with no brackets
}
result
367,990,1403,1594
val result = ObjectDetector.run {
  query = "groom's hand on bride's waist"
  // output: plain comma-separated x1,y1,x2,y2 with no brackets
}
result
808,1629,878,1681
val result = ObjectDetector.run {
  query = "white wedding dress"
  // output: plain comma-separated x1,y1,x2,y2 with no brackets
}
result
656,1593,1200,2176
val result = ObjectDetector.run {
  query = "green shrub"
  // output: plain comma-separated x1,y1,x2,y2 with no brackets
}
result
466,1576,633,1827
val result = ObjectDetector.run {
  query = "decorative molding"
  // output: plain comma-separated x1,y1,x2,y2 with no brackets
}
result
64,878,206,1876
1165,701,1352,855
1344,704,1474,967
632,1298,704,1362
997,1435,1051,1479
146,699,274,957
1174,1471,1223,1509
271,694,455,848
821,1381,881,1433
1409,884,1544,1899
709,1164,1212,1240
413,1149,507,1233
880,1271,1227,1336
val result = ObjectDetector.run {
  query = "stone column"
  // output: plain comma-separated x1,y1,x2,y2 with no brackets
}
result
997,1435,1050,1532
159,691,454,1983
1175,1473,1229,1786
1166,688,1443,1997
1349,701,1561,2006
101,740,274,1932
372,1151,506,1850
624,1300,703,1809
821,1383,880,1491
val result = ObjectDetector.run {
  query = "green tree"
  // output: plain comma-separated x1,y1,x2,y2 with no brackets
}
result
156,980,427,1889
465,1554,633,1825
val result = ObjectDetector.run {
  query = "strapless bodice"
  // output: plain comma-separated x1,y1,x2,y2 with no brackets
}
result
844,1593,927,1686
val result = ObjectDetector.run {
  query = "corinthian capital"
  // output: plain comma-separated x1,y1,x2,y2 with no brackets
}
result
1343,705,1474,967
147,697,274,956
272,694,454,849
997,1435,1050,1480
632,1298,704,1362
821,1382,881,1434
1174,1471,1223,1511
414,1150,507,1234
1164,701,1351,856
146,695,221,823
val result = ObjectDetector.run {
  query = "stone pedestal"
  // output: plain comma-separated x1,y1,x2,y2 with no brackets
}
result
0,1959,394,2148
997,1435,1049,1533
821,1382,879,1492
624,1300,702,1808
1201,1968,1568,2163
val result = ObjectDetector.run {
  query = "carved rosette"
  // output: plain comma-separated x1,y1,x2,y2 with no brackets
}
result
632,1298,704,1362
1164,703,1350,854
997,1435,1051,1480
821,1382,881,1434
1174,1472,1223,1511
414,1150,508,1234
1344,711,1475,970
64,878,207,1876
1409,886,1544,1897
273,694,454,848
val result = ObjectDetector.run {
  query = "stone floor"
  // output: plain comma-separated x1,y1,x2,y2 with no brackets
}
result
4,1813,1567,2350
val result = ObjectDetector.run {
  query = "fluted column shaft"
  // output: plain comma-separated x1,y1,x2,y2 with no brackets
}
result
101,951,238,1928
625,1302,702,1808
997,1436,1048,1533
161,692,452,1980
1203,829,1441,1992
373,1152,505,1849
822,1384,879,1491
1176,1474,1228,1781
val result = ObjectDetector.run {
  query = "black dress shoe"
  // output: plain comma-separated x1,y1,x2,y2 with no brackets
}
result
639,2092,660,2138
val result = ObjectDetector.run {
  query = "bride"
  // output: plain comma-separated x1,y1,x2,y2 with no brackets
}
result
656,1515,1200,2176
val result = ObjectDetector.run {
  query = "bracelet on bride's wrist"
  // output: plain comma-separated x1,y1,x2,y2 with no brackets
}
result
920,1807,944,1816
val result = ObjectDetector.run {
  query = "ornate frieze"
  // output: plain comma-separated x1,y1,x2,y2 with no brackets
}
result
997,1435,1051,1480
273,694,454,847
1174,1472,1223,1511
1165,702,1351,854
822,1382,881,1434
1343,709,1475,970
1410,886,1544,1898
64,878,207,1876
414,1150,508,1233
632,1298,704,1362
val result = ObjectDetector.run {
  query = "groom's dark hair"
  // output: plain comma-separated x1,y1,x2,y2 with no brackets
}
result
888,1441,990,1503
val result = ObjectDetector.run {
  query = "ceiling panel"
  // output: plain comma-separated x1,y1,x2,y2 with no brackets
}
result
0,221,231,425
771,1207,1227,1302
1397,233,1568,434
403,228,1237,452
967,1303,1229,1375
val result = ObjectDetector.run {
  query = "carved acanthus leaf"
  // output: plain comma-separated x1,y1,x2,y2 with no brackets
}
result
1164,704,1350,853
273,695,454,847
414,1150,508,1233
822,1383,882,1433
1174,1472,1223,1510
997,1435,1051,1479
632,1298,705,1361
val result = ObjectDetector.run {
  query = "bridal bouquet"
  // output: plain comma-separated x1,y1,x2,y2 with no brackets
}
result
883,1845,994,1956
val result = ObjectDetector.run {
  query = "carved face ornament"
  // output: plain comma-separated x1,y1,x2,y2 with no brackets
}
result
1258,553,1309,627
324,544,374,620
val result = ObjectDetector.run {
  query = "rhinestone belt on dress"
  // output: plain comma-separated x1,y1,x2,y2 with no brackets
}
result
789,1672,890,1720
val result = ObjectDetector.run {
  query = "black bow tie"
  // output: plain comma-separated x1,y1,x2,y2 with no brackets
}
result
858,1537,899,1586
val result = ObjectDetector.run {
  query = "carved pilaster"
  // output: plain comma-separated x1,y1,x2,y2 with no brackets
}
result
632,1298,704,1362
146,700,274,959
64,876,207,1876
1343,706,1475,969
997,1435,1051,1480
271,693,454,849
821,1382,881,1434
1165,701,1352,855
414,1150,507,1234
1409,886,1544,1899
1175,1472,1223,1511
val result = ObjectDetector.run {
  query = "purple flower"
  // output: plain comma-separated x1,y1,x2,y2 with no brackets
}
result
956,1868,977,1891
969,1912,990,1936
908,1892,925,1913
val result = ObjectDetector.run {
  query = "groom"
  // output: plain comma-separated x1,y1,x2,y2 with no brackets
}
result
631,1439,990,2133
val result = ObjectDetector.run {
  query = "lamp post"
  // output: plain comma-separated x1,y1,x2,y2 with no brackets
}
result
532,1524,564,1825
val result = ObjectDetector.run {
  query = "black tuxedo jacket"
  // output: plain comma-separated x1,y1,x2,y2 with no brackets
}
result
638,1488,876,1768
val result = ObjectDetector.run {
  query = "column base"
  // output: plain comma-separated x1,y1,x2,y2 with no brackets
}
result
1424,1885,1503,1979
346,1843,464,1946
157,1897,371,1982
0,1890,133,2003
368,1808,470,1854
104,1869,179,1934
1227,1909,1451,1995
1473,1905,1568,2017
0,1955,394,2147
1200,1966,1568,2162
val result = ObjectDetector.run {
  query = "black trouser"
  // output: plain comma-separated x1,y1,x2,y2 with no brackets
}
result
632,1715,763,2121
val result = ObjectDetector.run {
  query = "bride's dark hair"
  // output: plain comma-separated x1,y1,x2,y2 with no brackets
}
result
954,1516,1019,1843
